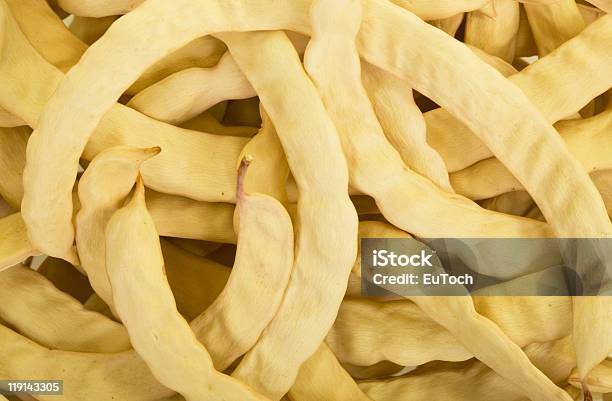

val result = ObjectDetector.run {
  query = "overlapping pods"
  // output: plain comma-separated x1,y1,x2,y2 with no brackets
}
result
0,0,610,400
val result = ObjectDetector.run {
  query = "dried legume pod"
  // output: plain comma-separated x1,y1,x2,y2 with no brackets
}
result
465,0,520,62
427,15,612,171
361,62,453,191
221,29,358,400
524,0,585,55
106,178,270,401
327,296,571,367
304,1,572,400
76,145,160,309
0,324,173,400
0,264,130,352
359,336,578,401
128,53,255,125
5,0,86,72
450,109,612,200
0,10,247,203
189,157,294,370
146,190,236,243
236,106,289,202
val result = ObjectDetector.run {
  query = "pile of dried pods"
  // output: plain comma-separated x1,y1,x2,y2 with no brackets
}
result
0,0,611,400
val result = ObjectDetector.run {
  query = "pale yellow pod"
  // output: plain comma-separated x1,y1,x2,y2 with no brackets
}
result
147,190,236,244
327,296,571,367
76,146,160,309
465,0,520,62
308,0,552,239
237,106,289,202
306,1,570,400
0,264,130,352
189,158,294,370
5,0,87,72
524,0,586,55
427,14,612,172
68,15,118,45
0,324,173,401
128,52,256,125
222,30,358,400
359,336,578,401
361,62,453,191
450,109,612,200
106,179,270,401
0,213,39,272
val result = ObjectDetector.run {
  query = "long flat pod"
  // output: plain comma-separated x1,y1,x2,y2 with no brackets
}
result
359,337,579,401
0,264,131,352
524,0,586,55
0,2,247,205
220,30,358,400
361,62,452,191
327,296,572,367
465,0,520,62
76,146,160,309
2,0,606,207
302,1,571,400
0,324,174,401
428,15,612,171
189,158,294,370
358,1,612,238
106,179,270,401
128,53,256,125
